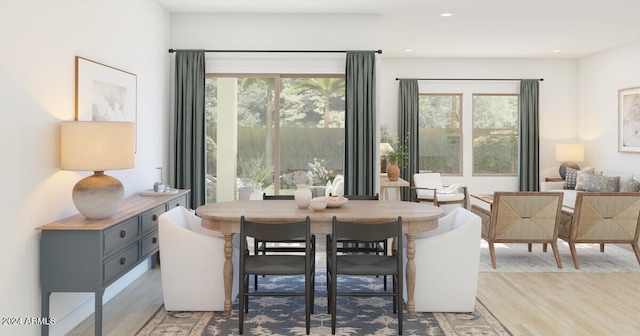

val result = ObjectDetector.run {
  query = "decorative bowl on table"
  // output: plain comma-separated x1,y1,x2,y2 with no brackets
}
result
326,195,348,208
309,197,327,211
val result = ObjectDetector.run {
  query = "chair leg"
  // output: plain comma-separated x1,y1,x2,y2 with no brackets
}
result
397,273,403,335
527,243,532,252
331,272,337,334
600,243,605,253
239,274,246,334
551,241,563,269
543,243,548,252
489,242,497,269
569,242,580,269
632,242,640,267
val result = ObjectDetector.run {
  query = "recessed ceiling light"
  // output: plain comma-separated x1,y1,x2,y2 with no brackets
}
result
441,13,453,17
404,49,414,52
552,49,562,53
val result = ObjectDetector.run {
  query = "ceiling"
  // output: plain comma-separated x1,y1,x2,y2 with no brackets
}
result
156,0,640,59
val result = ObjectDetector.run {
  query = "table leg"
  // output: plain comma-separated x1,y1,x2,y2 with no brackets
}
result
395,187,401,202
223,234,234,317
405,234,416,319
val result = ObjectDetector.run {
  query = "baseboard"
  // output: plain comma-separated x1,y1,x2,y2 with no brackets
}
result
48,259,152,336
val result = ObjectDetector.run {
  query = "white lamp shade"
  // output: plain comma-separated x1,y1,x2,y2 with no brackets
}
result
555,143,584,162
380,142,395,155
61,121,135,171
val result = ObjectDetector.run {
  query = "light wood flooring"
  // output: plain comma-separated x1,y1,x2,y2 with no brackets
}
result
69,267,640,336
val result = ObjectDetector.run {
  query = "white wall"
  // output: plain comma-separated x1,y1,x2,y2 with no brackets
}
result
578,41,640,173
0,1,170,335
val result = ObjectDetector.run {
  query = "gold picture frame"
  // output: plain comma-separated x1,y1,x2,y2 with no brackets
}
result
618,86,640,152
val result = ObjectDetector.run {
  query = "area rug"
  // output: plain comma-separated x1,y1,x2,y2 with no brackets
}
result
136,273,511,336
479,240,640,273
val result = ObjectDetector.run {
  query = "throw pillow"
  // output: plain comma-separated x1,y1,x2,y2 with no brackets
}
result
574,168,596,191
621,179,640,192
564,167,579,190
586,175,621,192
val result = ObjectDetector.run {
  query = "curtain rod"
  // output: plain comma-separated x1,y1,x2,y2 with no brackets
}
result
395,78,543,81
169,49,382,54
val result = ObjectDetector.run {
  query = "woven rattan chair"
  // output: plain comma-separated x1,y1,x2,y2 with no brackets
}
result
471,192,564,269
558,192,640,269
327,216,403,335
239,216,315,335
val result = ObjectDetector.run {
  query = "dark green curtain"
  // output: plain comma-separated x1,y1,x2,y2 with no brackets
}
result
399,79,419,201
344,51,376,196
519,79,540,191
173,50,206,207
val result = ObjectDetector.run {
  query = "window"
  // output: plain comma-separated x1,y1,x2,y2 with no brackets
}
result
205,74,345,202
472,94,519,175
418,94,462,175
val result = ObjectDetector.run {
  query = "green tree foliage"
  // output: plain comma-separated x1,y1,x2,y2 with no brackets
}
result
290,78,345,128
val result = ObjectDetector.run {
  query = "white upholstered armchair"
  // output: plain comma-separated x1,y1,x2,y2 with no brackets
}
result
403,207,482,312
158,206,239,311
411,173,469,209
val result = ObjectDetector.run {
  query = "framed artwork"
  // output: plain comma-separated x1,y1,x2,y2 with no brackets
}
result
619,86,640,152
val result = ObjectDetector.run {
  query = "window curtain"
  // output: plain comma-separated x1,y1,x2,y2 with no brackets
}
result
173,50,206,207
399,79,419,201
344,51,376,196
519,79,540,191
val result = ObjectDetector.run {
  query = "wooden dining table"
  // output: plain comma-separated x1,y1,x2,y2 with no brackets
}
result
196,199,443,318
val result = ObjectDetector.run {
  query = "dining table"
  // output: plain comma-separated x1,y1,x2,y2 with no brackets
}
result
196,199,443,318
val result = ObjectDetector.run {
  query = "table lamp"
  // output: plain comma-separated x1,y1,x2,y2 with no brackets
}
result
555,143,584,180
61,121,135,219
380,142,394,173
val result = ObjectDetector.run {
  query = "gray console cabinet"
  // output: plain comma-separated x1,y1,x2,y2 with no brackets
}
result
38,190,190,336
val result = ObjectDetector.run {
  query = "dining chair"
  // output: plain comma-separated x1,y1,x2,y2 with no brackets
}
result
239,216,315,335
402,207,481,312
471,191,564,269
326,194,389,289
327,216,403,335
158,206,239,311
253,193,313,289
410,173,469,209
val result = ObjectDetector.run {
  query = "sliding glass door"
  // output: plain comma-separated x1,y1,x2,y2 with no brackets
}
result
205,74,345,203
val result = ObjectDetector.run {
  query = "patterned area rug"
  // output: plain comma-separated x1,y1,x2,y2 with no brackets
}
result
136,273,511,336
479,240,640,273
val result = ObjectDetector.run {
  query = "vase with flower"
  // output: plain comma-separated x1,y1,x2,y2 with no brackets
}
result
386,132,409,181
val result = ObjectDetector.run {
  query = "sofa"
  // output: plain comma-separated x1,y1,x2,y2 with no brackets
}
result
540,167,640,211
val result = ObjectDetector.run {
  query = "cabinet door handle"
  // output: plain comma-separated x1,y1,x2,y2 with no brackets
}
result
120,257,126,265
152,214,158,221
152,237,158,244
120,230,126,238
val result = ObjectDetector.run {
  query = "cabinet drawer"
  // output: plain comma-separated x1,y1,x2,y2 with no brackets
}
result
103,217,139,255
141,230,159,258
103,242,139,285
166,195,188,210
141,205,165,234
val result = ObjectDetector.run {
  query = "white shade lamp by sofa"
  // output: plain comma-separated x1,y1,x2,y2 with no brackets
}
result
555,143,584,180
61,121,135,219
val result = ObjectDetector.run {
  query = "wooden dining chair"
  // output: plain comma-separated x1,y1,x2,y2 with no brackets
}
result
239,216,315,335
326,194,389,289
253,193,314,289
327,216,403,335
